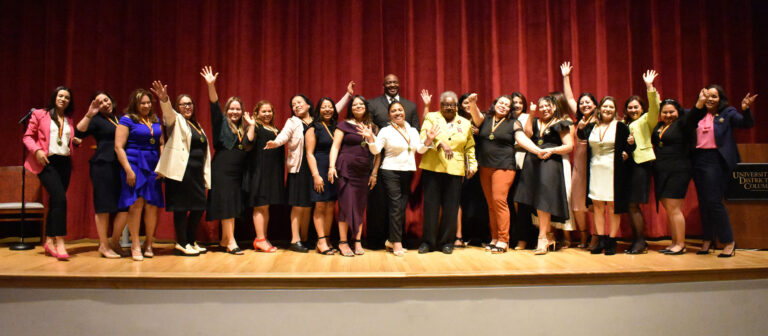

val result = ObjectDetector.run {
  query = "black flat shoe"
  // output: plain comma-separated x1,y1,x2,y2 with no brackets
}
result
658,247,672,253
289,241,309,253
418,243,431,254
697,241,715,255
441,244,454,254
226,247,244,255
664,247,686,255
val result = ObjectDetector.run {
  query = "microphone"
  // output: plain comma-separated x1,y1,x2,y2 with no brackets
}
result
18,108,36,125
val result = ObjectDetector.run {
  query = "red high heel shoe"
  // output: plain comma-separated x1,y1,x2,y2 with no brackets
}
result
253,237,277,253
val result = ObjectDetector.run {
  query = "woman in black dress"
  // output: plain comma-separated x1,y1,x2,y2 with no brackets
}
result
247,100,284,253
201,66,256,255
514,96,574,255
75,91,127,258
306,98,339,255
151,81,212,256
652,98,695,255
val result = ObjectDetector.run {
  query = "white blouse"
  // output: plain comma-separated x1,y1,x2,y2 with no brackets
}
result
369,122,429,171
48,118,71,156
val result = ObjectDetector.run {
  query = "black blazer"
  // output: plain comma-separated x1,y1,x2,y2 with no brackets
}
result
577,121,634,214
368,94,419,131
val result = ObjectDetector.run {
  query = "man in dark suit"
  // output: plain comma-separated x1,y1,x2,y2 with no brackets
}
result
366,74,420,249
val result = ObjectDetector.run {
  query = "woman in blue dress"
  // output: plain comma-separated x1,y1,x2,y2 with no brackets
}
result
115,88,164,261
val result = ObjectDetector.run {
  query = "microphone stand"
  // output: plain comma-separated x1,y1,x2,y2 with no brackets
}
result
10,108,37,250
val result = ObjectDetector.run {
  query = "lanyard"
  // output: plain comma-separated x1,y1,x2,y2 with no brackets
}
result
321,121,334,139
391,122,411,147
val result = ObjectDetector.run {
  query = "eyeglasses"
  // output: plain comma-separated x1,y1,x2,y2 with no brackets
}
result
179,103,194,108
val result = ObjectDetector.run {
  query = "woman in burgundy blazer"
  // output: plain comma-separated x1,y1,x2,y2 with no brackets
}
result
23,86,78,260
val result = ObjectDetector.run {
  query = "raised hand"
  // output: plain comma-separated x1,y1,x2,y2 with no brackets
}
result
200,66,218,85
467,93,478,105
86,97,102,118
421,89,432,106
356,123,374,142
698,88,708,104
243,112,256,126
347,81,356,96
560,61,573,77
742,92,758,110
529,102,537,112
150,80,169,102
642,70,658,89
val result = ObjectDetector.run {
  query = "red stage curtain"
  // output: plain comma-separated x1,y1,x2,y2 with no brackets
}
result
1,0,765,242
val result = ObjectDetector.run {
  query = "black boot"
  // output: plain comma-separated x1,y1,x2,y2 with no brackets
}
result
590,235,607,254
604,237,617,255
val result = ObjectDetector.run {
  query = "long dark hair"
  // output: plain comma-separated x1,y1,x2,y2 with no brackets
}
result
622,95,646,124
487,94,516,121
313,97,339,126
576,92,598,121
510,91,528,116
47,86,74,119
90,91,116,116
348,95,375,127
705,84,729,113
290,94,313,119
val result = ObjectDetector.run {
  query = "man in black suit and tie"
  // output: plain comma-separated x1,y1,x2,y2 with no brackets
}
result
365,74,420,249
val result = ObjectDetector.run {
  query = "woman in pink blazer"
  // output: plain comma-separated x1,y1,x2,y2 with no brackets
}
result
23,86,78,260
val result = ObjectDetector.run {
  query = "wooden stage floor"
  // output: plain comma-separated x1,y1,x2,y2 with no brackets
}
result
1,240,767,289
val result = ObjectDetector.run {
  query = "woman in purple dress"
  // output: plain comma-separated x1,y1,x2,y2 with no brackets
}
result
329,95,381,256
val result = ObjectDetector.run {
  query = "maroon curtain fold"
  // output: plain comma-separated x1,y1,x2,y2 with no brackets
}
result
1,0,765,241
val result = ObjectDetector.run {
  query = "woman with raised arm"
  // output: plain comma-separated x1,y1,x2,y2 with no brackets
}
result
328,95,381,256
361,101,437,256
151,81,212,256
621,70,661,254
245,100,284,253
23,86,78,260
200,66,255,255
652,95,697,255
577,97,633,255
418,91,477,254
690,86,756,257
514,96,574,255
466,93,544,253
115,89,164,261
561,61,598,249
265,84,353,253
76,91,127,258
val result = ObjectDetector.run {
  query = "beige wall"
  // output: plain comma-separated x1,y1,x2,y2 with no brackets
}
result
2,279,767,335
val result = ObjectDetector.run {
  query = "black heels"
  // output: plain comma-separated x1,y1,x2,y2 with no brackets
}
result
718,243,736,258
697,240,715,255
625,240,648,254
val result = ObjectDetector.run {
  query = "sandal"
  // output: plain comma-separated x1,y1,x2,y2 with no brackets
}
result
352,239,365,255
226,246,244,255
337,241,355,257
315,236,335,255
454,237,468,248
253,237,278,253
491,242,508,254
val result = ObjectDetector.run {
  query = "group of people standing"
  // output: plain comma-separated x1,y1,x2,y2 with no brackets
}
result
23,63,756,261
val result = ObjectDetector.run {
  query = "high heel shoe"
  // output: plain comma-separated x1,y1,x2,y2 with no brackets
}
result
718,243,736,258
625,240,648,254
253,237,278,253
352,239,365,255
314,236,335,255
534,238,555,255
56,251,70,261
98,244,121,259
697,240,715,255
143,245,154,258
131,247,143,261
454,237,468,248
337,241,354,257
43,243,59,258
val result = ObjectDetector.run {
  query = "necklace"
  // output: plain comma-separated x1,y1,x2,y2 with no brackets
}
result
140,117,155,145
657,123,671,148
537,118,555,145
489,116,504,140
391,122,411,153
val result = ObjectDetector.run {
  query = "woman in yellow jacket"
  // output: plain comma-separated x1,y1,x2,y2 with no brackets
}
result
622,70,660,254
418,91,477,254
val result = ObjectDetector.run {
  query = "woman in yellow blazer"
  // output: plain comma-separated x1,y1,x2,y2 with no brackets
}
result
418,90,477,254
622,70,660,254
151,81,213,256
